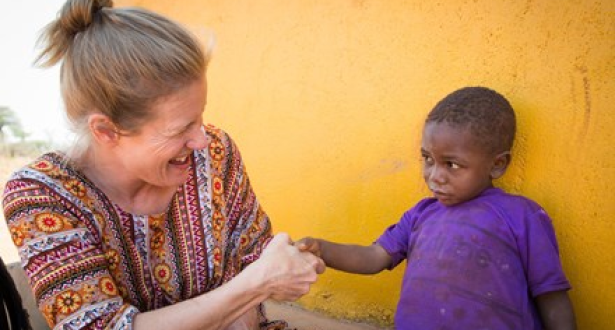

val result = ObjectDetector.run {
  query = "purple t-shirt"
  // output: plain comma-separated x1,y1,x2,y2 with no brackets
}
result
377,188,570,330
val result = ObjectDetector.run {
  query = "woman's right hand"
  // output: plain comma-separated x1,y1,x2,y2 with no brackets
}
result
252,233,325,301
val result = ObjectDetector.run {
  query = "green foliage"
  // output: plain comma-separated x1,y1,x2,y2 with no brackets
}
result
0,106,51,156
0,106,27,142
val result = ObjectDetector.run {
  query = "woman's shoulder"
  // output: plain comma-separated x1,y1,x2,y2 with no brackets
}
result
5,152,70,182
2,152,75,221
3,151,90,208
203,124,232,144
198,124,243,161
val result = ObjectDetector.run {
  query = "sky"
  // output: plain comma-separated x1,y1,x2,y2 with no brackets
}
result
0,0,71,145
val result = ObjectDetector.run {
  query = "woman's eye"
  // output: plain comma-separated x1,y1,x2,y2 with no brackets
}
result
448,162,460,169
422,155,433,164
177,123,196,136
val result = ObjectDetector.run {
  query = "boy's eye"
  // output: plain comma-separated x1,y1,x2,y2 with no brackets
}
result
447,162,460,169
422,155,434,164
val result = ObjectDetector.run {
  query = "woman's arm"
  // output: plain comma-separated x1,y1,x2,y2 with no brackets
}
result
4,173,323,330
135,128,324,329
535,290,576,330
134,233,323,330
297,238,391,274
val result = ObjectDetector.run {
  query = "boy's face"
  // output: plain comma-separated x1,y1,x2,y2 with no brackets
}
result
421,122,498,206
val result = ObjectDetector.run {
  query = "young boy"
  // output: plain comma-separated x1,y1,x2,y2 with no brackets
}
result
297,87,576,330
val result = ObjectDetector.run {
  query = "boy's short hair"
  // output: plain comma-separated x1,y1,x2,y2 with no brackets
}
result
426,86,516,154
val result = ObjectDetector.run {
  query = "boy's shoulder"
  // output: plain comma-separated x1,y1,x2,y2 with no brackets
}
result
471,188,554,229
404,196,440,215
407,188,547,219
480,188,544,213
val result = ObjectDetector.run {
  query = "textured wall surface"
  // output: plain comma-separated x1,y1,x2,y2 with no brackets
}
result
119,0,614,327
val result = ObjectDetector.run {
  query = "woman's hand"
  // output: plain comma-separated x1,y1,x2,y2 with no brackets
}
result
252,233,325,301
133,233,324,329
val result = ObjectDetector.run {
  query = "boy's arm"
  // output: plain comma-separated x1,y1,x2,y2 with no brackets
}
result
296,238,392,274
535,290,576,330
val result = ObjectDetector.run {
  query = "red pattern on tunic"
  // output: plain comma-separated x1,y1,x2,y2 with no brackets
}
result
2,125,286,330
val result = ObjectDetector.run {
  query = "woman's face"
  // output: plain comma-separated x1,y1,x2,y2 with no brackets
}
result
113,77,209,189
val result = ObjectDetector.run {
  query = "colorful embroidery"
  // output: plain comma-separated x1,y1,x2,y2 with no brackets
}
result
105,249,120,271
35,213,64,233
3,126,281,329
63,178,87,198
209,140,225,161
99,276,118,296
80,283,97,302
213,176,224,195
55,290,83,315
153,263,171,284
10,224,26,246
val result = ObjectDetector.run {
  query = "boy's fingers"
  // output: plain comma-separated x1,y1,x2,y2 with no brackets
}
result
314,258,326,274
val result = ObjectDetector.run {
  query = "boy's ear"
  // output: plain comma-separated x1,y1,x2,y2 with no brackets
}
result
88,114,120,145
490,151,511,179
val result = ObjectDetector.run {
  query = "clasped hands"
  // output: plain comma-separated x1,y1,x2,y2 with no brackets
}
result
255,233,325,302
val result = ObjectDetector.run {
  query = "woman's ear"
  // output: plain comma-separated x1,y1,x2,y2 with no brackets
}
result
490,151,511,179
88,114,119,145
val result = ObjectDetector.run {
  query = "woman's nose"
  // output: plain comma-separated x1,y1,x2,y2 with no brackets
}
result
186,125,209,150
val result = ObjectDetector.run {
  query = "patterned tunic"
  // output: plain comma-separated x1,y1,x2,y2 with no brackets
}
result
2,126,285,330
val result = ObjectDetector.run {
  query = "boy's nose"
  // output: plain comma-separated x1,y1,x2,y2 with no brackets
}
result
428,165,446,185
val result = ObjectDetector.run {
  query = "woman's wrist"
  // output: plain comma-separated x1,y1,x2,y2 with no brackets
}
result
236,258,273,300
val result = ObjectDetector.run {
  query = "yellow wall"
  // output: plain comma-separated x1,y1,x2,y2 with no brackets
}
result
119,0,614,327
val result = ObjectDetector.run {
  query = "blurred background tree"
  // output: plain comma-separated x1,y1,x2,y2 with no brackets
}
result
0,106,27,143
0,106,50,156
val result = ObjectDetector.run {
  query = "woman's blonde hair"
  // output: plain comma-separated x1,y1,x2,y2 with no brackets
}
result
36,0,211,160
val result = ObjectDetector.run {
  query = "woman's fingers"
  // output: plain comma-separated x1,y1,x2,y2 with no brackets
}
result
301,250,326,274
257,233,326,300
268,232,291,247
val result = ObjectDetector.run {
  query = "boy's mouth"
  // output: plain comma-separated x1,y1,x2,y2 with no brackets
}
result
428,183,446,195
432,190,445,197
430,187,451,200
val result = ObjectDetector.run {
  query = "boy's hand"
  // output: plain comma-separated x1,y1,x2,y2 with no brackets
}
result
295,237,322,258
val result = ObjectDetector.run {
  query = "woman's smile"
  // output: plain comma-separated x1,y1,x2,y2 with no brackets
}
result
170,154,191,166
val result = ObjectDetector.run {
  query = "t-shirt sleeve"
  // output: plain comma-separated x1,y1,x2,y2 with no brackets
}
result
519,206,571,297
3,174,140,330
376,200,430,270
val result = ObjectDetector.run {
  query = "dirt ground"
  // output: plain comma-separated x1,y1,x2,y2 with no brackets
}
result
0,155,388,330
265,302,387,330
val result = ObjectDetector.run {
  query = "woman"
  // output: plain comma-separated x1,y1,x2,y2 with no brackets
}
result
2,0,324,329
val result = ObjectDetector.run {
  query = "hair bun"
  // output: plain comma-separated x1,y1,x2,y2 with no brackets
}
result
94,0,113,11
58,0,114,36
